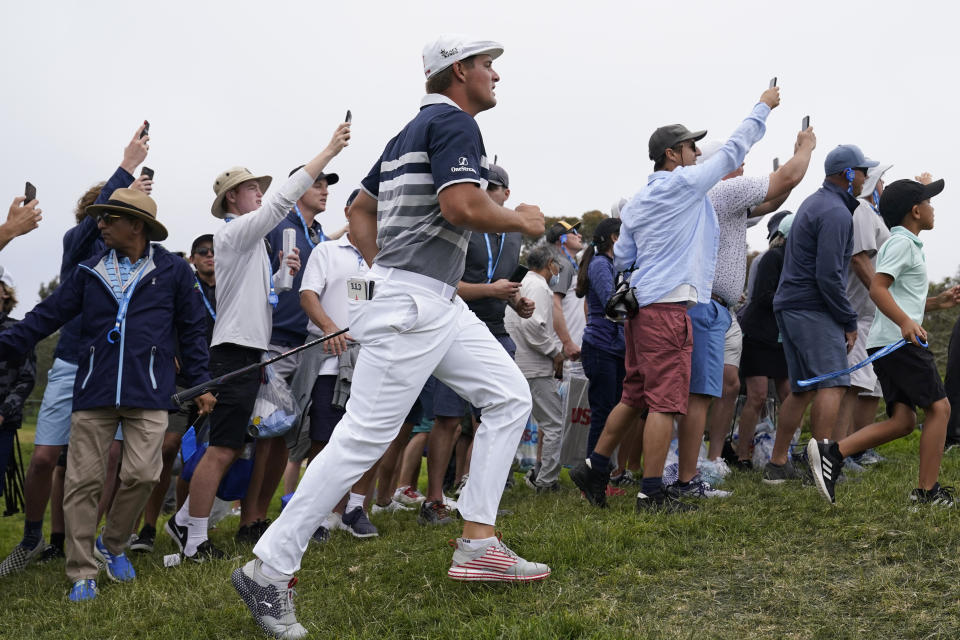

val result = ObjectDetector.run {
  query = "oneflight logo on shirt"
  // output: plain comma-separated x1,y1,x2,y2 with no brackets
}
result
451,156,477,174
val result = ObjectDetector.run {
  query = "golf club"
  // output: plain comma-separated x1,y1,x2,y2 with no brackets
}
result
172,328,349,406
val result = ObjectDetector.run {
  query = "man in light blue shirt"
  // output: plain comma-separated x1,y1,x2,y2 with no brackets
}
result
570,84,780,512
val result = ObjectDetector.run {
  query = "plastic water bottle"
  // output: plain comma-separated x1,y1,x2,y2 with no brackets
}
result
274,227,296,293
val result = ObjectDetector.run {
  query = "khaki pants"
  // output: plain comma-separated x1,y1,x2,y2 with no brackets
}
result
65,407,167,581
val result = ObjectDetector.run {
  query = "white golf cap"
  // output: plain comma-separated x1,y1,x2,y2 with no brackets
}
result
0,266,13,289
695,139,724,165
422,34,503,79
862,163,893,198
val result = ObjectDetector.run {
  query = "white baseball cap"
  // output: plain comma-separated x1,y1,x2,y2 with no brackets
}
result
0,266,13,289
422,34,503,80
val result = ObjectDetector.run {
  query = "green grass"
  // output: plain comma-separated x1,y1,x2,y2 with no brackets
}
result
2,425,960,639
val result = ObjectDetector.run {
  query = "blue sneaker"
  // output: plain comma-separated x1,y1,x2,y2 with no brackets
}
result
93,536,136,582
68,579,97,602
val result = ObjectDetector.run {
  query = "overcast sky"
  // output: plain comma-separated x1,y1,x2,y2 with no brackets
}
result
1,0,957,308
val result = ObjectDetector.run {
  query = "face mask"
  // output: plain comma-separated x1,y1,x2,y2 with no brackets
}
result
548,270,560,287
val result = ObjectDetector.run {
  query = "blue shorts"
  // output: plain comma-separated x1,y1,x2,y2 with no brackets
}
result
432,334,517,417
34,358,78,446
776,309,850,393
688,301,731,397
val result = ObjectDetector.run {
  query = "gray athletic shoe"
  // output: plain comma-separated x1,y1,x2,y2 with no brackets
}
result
339,507,379,538
762,460,799,485
0,539,45,577
232,559,308,639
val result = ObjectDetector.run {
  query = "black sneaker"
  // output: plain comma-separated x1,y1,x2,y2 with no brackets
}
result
762,460,799,485
721,436,739,466
186,539,226,563
523,468,538,490
310,526,330,544
129,524,156,553
610,470,641,487
164,518,188,554
236,519,269,544
418,500,453,526
731,459,754,472
636,489,697,513
910,483,956,509
38,543,65,563
569,459,609,508
807,438,844,504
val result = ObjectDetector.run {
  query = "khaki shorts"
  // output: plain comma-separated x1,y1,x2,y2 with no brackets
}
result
723,310,743,368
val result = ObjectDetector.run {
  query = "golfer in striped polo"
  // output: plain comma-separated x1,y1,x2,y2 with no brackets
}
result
233,35,548,639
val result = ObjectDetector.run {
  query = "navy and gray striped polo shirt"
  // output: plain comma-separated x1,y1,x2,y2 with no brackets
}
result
360,93,489,287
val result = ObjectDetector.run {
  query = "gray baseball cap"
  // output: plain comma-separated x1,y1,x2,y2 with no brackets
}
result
648,124,707,161
487,163,509,188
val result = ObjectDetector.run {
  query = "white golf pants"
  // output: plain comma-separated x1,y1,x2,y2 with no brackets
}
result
255,270,532,575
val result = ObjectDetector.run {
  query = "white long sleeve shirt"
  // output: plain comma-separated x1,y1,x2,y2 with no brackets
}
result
505,271,562,379
212,169,314,351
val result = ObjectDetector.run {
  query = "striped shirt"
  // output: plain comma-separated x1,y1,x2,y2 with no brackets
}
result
360,94,489,287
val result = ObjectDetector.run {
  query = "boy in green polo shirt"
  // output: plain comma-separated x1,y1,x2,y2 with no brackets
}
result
808,175,960,505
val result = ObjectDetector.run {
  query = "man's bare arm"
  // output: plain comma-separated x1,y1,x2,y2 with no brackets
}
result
851,252,875,289
347,190,380,266
438,183,544,236
749,127,817,218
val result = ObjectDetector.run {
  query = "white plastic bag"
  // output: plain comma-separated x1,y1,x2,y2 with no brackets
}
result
248,365,299,438
559,374,590,467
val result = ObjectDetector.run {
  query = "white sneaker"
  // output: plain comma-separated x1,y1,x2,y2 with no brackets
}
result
393,486,426,506
442,494,458,512
371,500,413,514
447,536,550,582
232,559,307,639
322,512,342,531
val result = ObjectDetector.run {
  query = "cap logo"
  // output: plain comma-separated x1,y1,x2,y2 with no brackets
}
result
440,47,459,58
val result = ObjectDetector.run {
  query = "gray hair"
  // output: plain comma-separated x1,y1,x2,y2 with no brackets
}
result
526,242,559,271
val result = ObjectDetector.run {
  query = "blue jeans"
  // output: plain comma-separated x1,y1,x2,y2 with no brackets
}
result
581,340,625,456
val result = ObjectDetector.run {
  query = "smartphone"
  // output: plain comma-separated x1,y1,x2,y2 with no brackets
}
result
141,166,155,180
345,110,352,124
509,265,528,283
773,157,780,171
802,115,810,131
139,120,150,139
24,181,36,203
769,77,777,88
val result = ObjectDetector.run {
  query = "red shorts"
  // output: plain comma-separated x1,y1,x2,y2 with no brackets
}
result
621,303,693,414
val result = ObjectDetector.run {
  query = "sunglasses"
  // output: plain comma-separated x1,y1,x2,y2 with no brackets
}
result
194,247,214,257
96,212,132,225
307,227,321,245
